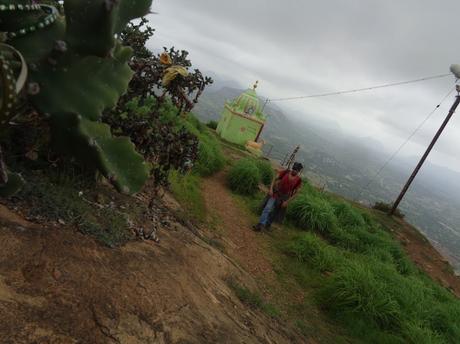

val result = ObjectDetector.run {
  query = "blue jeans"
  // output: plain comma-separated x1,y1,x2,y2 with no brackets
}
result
259,197,276,226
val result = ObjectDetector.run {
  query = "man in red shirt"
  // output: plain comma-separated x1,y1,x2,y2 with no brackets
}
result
253,162,303,231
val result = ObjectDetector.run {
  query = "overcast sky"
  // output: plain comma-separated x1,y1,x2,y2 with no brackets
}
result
148,0,460,172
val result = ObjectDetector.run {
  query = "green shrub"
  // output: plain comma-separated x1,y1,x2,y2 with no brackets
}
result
283,233,345,272
332,201,365,228
255,159,274,186
287,193,337,233
206,120,218,130
316,252,460,342
387,243,416,275
169,171,206,222
401,321,442,344
194,135,225,176
187,114,206,133
227,158,261,195
424,303,460,342
318,261,402,329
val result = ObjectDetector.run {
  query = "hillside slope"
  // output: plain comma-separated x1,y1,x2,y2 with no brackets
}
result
0,202,303,344
193,84,460,273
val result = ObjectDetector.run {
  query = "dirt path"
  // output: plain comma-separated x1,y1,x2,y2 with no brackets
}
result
201,171,275,281
201,168,460,300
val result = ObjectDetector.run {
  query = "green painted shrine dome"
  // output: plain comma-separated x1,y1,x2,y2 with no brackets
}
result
230,81,266,121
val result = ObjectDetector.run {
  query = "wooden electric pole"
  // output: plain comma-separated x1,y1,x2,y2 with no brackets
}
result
390,85,460,215
284,145,300,169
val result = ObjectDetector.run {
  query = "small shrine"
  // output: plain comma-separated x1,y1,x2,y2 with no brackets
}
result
216,81,266,154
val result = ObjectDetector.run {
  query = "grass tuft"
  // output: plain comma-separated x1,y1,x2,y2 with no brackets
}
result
255,159,274,186
286,192,337,233
227,277,280,318
283,233,345,272
194,134,226,176
318,260,402,329
227,158,261,195
169,171,206,222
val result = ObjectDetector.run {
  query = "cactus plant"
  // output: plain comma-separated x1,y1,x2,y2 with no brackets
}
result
0,0,153,194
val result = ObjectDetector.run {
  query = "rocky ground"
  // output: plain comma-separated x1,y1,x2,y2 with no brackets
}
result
1,165,459,343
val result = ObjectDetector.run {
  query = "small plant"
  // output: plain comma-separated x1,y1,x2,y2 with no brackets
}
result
331,201,365,228
286,192,337,233
227,158,261,195
401,321,442,344
206,120,218,130
373,201,405,219
193,134,225,177
283,233,344,272
255,159,274,186
169,170,206,222
318,261,402,329
226,278,280,318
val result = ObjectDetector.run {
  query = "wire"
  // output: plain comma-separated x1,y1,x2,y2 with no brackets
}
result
353,85,457,201
267,73,452,102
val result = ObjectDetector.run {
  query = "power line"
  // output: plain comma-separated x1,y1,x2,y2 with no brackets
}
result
354,85,457,202
267,73,452,103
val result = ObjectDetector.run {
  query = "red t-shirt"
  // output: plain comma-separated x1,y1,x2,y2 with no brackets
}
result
274,170,302,198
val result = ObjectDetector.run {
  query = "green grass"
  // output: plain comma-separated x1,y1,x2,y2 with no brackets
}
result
282,232,345,273
193,133,225,177
226,277,280,318
266,176,460,343
286,192,337,233
169,170,206,222
318,260,402,329
227,158,261,195
255,159,274,186
160,113,225,178
331,201,366,228
206,120,218,130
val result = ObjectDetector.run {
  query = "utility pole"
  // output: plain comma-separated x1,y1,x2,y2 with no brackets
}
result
390,85,460,215
284,145,300,169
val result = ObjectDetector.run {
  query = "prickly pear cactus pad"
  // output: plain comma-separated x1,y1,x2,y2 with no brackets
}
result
0,0,153,194
31,43,134,122
64,0,152,56
0,43,27,124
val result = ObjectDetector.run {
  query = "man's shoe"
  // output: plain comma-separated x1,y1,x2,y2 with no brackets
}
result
264,224,272,232
252,223,262,232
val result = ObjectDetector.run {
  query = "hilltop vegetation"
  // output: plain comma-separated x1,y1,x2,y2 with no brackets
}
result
193,82,460,272
222,153,460,343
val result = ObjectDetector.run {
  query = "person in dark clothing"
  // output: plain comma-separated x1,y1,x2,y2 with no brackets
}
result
253,162,303,231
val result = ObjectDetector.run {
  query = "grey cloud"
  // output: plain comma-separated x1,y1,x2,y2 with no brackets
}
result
150,0,460,170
